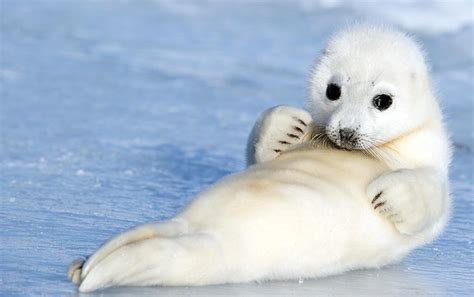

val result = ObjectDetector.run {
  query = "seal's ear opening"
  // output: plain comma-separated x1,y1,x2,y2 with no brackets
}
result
322,48,335,58
410,71,426,92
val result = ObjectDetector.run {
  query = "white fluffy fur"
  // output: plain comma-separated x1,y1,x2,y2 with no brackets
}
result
68,25,451,292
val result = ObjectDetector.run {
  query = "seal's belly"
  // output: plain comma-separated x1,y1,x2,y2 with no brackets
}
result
183,146,389,230
270,146,389,190
179,146,401,273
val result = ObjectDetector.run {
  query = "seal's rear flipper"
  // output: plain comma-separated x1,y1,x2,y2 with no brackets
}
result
68,257,86,285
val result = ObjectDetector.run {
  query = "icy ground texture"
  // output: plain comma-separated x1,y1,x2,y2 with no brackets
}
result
1,1,473,296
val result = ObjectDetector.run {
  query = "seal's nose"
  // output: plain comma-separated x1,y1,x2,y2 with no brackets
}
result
339,128,356,142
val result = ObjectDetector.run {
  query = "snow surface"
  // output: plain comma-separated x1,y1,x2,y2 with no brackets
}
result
1,0,473,296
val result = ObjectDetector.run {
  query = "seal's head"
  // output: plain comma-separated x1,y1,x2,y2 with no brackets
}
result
308,25,437,150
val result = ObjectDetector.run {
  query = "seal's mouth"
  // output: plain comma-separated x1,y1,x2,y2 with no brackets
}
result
329,137,362,151
324,126,369,151
333,141,357,151
309,126,370,151
309,128,356,151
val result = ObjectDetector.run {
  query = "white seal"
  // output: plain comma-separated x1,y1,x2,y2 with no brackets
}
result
69,25,451,292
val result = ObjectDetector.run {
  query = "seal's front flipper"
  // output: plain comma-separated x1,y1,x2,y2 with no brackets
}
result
246,105,313,166
367,168,449,235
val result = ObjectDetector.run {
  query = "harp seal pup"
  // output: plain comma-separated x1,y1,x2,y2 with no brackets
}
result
68,25,451,292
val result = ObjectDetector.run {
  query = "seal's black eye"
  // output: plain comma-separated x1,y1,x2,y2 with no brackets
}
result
373,94,393,111
326,83,341,101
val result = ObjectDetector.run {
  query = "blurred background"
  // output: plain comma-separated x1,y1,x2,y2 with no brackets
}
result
1,0,472,296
